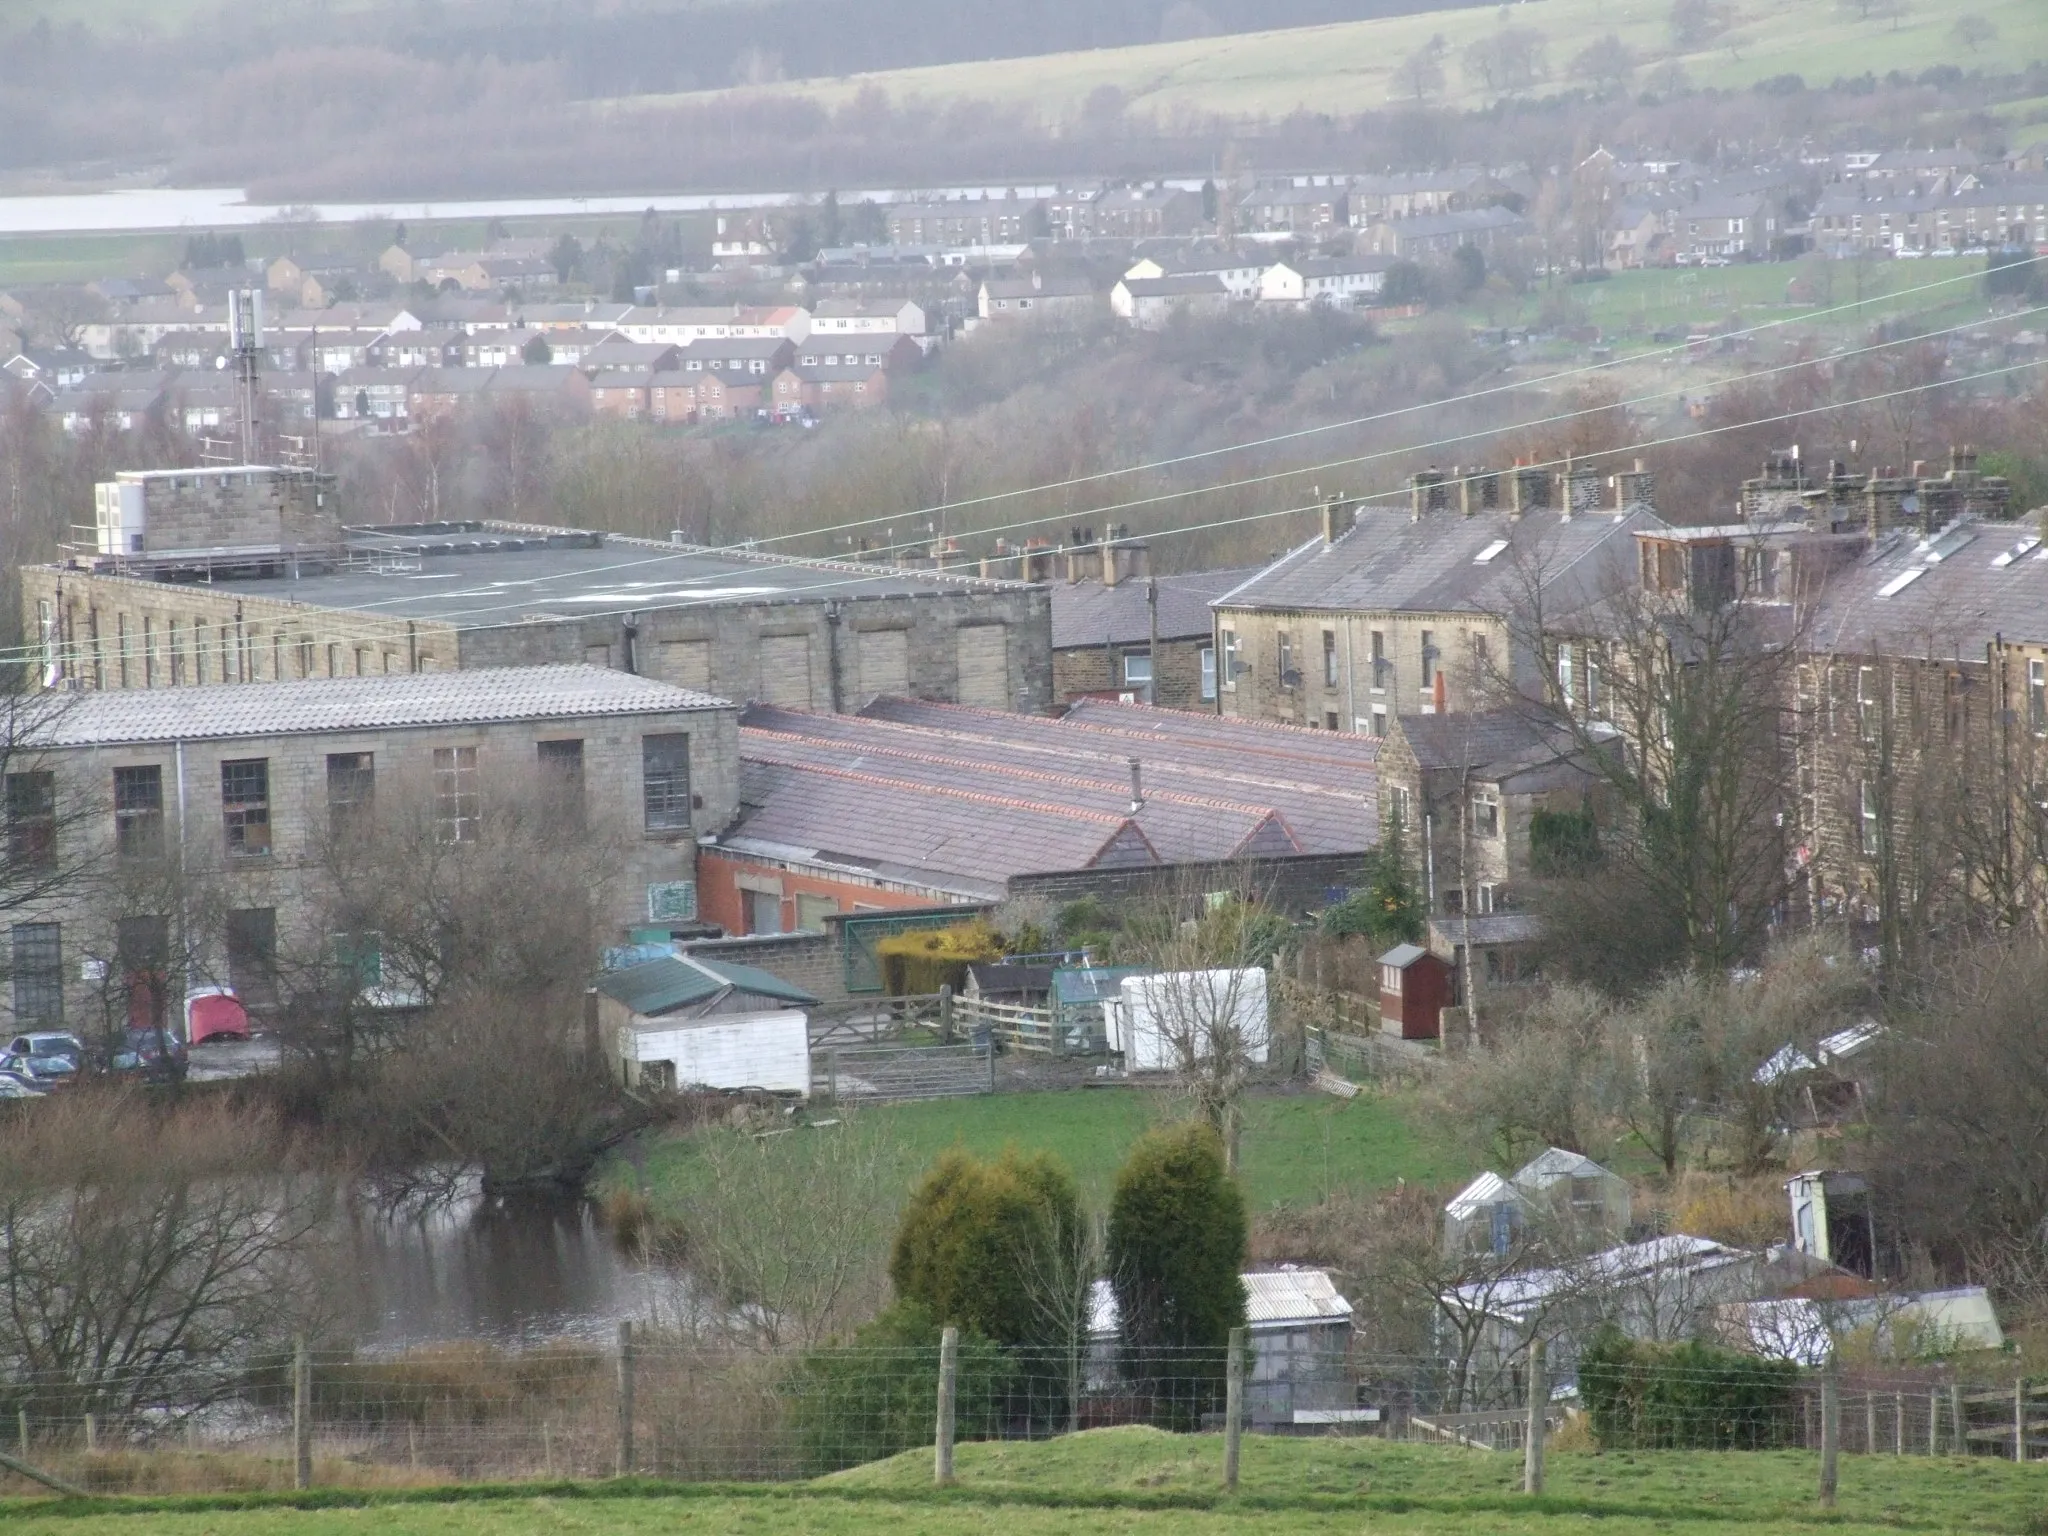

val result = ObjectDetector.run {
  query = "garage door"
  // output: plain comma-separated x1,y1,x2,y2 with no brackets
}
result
955,625,1009,709
760,634,815,709
858,628,910,699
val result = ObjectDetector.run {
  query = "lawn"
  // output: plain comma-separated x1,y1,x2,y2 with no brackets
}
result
0,1431,2043,1533
632,1085,1460,1214
607,0,2048,126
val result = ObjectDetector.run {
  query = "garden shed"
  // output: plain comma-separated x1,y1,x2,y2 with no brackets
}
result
597,954,820,1095
1378,943,1451,1040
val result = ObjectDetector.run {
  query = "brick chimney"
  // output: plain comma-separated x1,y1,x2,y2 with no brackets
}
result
1102,527,1150,587
1020,537,1056,583
1612,458,1655,514
1558,454,1600,521
1510,461,1550,517
1460,468,1501,517
1410,467,1448,521
1321,494,1355,544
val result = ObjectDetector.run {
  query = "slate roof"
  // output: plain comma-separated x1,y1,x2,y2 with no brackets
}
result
1395,710,1579,777
1215,505,1661,620
1807,517,2048,657
1118,275,1228,299
34,665,729,748
1049,567,1257,648
595,954,819,1015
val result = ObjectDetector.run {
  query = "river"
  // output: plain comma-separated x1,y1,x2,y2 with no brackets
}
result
0,183,1064,236
342,1186,672,1351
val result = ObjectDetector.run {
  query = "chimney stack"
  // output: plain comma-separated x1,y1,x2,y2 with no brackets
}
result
1460,468,1501,517
1128,757,1144,815
1321,494,1355,545
1612,458,1655,515
1558,455,1600,521
1101,526,1150,587
1410,467,1448,521
1020,537,1055,583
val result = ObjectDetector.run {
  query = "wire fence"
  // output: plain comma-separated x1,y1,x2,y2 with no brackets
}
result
0,1340,2035,1495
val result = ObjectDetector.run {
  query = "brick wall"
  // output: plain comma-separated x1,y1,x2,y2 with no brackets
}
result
677,930,848,1006
1053,636,1214,711
1010,851,1369,918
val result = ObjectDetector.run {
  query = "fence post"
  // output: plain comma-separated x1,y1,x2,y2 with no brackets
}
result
986,1039,996,1094
543,1420,554,1479
1524,1338,1547,1495
1865,1393,1876,1456
1950,1381,1964,1457
617,1320,636,1478
1224,1326,1245,1492
14,1409,23,1461
828,1051,839,1104
82,1414,95,1454
935,1325,958,1486
293,1335,312,1490
2017,1378,2027,1464
938,984,953,1044
1928,1389,1939,1456
1819,1366,1839,1508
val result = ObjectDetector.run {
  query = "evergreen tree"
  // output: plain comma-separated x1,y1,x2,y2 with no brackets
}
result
1321,819,1424,948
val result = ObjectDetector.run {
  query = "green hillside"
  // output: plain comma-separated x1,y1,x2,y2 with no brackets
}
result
613,0,2048,123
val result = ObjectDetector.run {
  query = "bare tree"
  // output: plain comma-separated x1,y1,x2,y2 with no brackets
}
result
1461,26,1549,95
1395,34,1449,101
652,1115,903,1351
0,1090,334,1418
1949,14,1996,51
1570,34,1636,98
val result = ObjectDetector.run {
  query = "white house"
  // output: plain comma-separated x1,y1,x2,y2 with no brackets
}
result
1110,275,1230,328
1257,257,1392,307
1122,255,1265,301
810,298,925,337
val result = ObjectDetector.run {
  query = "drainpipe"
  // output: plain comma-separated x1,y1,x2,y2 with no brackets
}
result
622,612,640,675
1343,621,1357,734
825,601,844,712
174,739,191,1042
1145,578,1158,706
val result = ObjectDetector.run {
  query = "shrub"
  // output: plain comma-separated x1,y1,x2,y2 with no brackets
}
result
1106,1122,1246,1424
1578,1329,1798,1449
889,1147,1084,1350
785,1301,1014,1473
875,923,1004,995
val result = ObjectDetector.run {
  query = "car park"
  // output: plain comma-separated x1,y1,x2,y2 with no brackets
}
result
0,1033,82,1087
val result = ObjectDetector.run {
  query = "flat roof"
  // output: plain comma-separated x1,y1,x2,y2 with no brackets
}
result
33,664,728,747
70,522,1031,630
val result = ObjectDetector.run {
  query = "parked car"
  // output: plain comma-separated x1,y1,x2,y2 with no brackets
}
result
101,1026,189,1084
0,1072,45,1099
0,1032,83,1087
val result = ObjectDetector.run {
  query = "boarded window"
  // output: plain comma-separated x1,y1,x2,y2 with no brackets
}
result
221,759,272,857
538,738,586,826
661,639,712,691
326,752,374,841
759,634,814,709
858,629,910,699
954,625,1009,709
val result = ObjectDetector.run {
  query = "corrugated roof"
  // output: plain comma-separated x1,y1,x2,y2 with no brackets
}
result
596,954,819,1015
36,665,729,747
1088,1269,1352,1337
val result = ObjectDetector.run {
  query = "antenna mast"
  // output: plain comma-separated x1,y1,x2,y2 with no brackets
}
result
228,287,264,465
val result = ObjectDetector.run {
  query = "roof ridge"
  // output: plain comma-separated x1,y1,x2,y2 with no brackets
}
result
746,757,1129,824
740,725,1299,819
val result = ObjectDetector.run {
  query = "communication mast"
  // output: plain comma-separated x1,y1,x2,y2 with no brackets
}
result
228,287,264,464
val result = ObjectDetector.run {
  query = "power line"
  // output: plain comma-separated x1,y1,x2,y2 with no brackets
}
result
740,260,2005,550
30,349,2047,672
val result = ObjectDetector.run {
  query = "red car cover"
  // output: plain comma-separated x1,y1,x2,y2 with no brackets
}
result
187,990,250,1045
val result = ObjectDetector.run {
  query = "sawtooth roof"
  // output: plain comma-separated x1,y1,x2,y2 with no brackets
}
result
1216,504,1662,620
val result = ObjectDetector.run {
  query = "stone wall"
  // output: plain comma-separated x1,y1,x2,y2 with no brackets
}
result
1052,635,1214,711
1213,607,1508,734
1010,850,1369,918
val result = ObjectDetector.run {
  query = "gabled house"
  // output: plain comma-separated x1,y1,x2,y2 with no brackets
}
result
1256,257,1392,307
978,272,1099,324
1359,206,1529,259
1110,274,1230,328
1237,184,1350,234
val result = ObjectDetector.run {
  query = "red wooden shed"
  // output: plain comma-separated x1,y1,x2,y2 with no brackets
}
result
1378,943,1452,1041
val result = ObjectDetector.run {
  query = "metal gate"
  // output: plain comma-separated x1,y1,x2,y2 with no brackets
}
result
815,1041,993,1102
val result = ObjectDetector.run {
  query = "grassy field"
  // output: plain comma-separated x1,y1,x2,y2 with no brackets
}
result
633,1086,1460,1214
0,1430,2043,1533
610,0,2048,125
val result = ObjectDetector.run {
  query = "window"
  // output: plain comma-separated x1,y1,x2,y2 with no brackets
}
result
1370,630,1388,691
1471,789,1501,839
1587,656,1603,720
1470,631,1490,677
221,759,271,857
1859,780,1880,856
1324,711,1340,730
1277,631,1295,687
2032,660,2046,735
1200,646,1217,702
114,766,164,859
745,888,783,935
1322,630,1339,688
1388,783,1413,834
1371,705,1387,737
5,773,54,873
1556,642,1575,708
1221,631,1241,688
1420,630,1437,693
1474,883,1498,915
10,923,60,1026
643,733,693,833
795,893,838,931
432,747,480,844
538,738,586,824
225,908,277,1007
1121,652,1153,688
326,752,374,841
1858,665,1880,742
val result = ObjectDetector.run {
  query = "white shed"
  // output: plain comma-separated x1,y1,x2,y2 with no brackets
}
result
1111,968,1270,1073
596,953,819,1095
